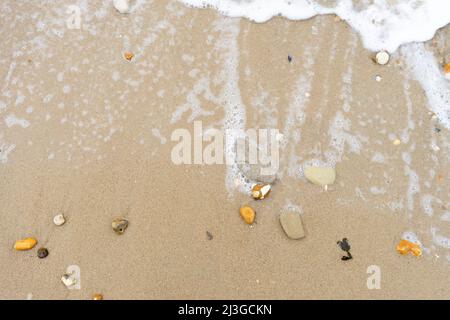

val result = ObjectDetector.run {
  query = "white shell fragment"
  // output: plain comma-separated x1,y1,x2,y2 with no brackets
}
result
61,274,77,288
304,167,336,186
251,183,271,200
113,0,130,14
53,214,66,226
375,51,390,65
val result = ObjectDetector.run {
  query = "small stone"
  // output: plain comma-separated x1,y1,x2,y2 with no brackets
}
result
112,218,129,234
288,55,292,63
61,274,77,288
375,75,382,82
37,248,49,259
396,239,422,257
374,50,390,65
124,52,134,61
206,231,213,240
251,183,271,200
14,238,37,251
304,166,336,186
92,294,103,300
279,211,305,240
393,139,401,145
53,214,66,226
444,62,450,80
113,0,130,14
239,206,255,225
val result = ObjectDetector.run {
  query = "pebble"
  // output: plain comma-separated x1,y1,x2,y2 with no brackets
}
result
206,231,213,240
396,239,422,257
53,214,66,226
113,0,130,14
251,183,271,200
375,75,382,82
374,50,390,65
14,238,37,251
239,206,255,225
124,52,134,61
279,211,305,240
112,218,129,234
37,248,49,259
444,62,450,80
61,274,77,288
304,167,336,186
92,294,103,300
393,139,401,145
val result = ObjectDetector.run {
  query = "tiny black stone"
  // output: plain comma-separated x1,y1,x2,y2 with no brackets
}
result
37,248,49,259
435,127,441,133
288,55,292,63
206,231,213,240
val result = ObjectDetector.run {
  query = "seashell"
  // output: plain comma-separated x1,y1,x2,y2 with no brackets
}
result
92,293,103,300
239,206,255,225
374,50,390,65
61,274,77,288
112,218,129,234
251,183,271,200
53,214,66,226
14,238,37,251
37,248,49,259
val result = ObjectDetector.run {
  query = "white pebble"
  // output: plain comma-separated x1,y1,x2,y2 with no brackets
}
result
53,214,66,226
113,0,130,14
375,51,390,65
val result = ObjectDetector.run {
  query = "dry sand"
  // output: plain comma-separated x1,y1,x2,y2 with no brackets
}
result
0,1,449,299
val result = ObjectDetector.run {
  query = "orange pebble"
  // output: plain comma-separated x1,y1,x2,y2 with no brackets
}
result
124,52,134,61
92,294,103,300
240,206,255,225
444,62,450,74
396,239,422,257
14,238,37,251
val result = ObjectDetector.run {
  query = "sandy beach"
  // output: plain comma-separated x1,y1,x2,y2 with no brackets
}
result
0,0,449,299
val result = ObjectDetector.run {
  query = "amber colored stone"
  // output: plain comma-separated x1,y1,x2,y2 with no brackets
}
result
396,239,421,257
239,206,255,225
14,238,37,251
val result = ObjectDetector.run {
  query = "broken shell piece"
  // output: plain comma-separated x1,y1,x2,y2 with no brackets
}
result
396,239,422,257
280,211,305,240
14,238,37,251
124,52,134,61
92,294,103,300
112,218,129,234
393,139,401,145
113,0,130,14
444,62,450,80
53,214,66,226
304,167,336,186
374,50,390,65
239,206,255,225
251,183,271,200
61,274,77,288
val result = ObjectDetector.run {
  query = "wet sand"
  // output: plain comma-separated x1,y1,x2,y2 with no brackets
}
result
0,1,449,299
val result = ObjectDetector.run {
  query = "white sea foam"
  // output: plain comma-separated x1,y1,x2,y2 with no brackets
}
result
179,0,450,52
